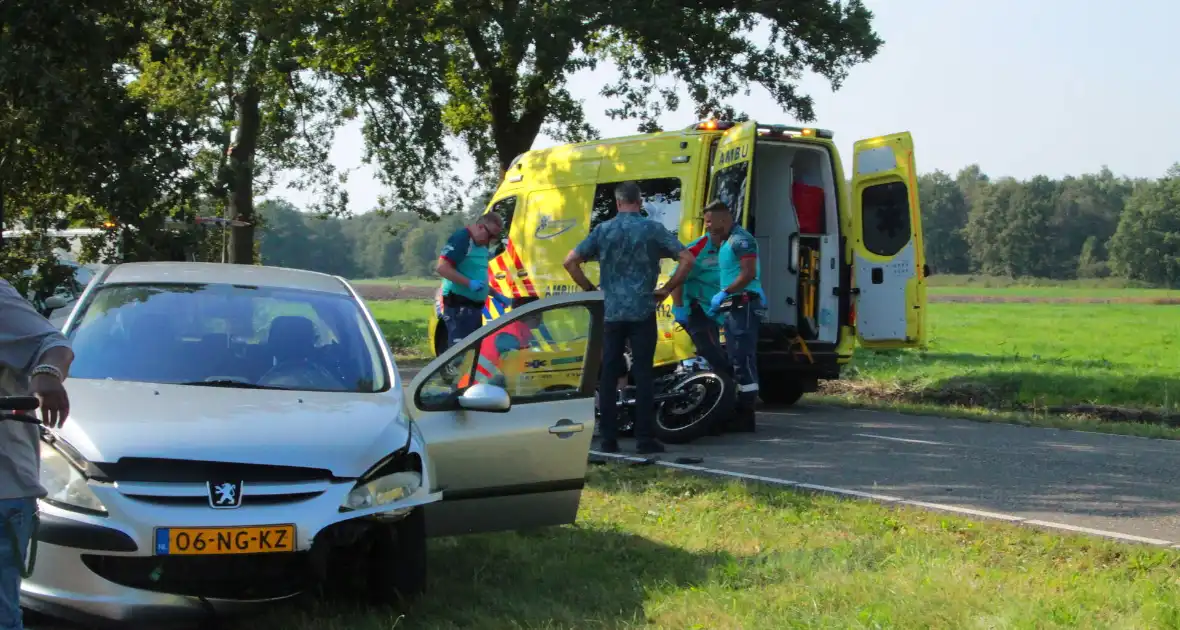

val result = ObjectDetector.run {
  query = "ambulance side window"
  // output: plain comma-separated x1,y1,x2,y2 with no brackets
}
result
590,178,683,237
710,163,748,226
860,182,911,257
486,196,518,258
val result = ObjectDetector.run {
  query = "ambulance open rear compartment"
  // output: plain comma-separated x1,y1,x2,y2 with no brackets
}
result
746,131,841,348
708,122,844,365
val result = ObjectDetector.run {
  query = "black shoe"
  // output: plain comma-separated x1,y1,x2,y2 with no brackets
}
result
598,439,620,453
635,440,666,454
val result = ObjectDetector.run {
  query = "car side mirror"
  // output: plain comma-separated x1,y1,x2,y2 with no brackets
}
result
458,383,511,413
43,295,70,311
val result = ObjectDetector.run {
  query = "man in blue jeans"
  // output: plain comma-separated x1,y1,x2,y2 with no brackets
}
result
1,279,74,630
563,181,696,454
435,212,504,348
705,199,765,433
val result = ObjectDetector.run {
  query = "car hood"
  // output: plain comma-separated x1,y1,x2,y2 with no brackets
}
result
57,379,410,479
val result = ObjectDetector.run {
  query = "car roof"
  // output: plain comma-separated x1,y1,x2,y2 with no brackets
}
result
100,262,352,295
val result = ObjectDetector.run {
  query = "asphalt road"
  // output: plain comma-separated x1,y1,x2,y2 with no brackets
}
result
600,404,1180,545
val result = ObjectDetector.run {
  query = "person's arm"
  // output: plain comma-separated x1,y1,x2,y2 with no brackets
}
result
723,236,759,294
654,228,694,299
0,279,74,428
435,230,478,289
563,229,599,292
669,236,709,306
30,344,73,428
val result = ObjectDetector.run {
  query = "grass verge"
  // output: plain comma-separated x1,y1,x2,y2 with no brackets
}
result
238,464,1180,629
809,394,1180,440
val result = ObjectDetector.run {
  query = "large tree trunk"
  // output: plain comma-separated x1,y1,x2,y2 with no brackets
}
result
227,83,261,264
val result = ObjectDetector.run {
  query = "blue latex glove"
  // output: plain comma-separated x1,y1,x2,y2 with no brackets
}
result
755,287,767,304
671,305,691,325
468,279,486,294
708,290,729,314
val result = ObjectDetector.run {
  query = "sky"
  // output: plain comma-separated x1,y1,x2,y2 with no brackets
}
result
270,0,1179,213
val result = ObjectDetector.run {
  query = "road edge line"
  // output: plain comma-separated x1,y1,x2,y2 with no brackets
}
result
588,450,1176,547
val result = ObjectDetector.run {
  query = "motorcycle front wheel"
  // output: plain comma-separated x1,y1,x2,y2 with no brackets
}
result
653,371,734,444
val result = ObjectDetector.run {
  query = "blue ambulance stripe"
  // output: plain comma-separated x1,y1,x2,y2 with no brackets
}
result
536,321,556,344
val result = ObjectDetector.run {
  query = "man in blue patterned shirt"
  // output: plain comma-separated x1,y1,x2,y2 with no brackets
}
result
563,181,695,454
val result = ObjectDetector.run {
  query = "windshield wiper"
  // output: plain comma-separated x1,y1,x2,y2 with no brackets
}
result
178,380,288,390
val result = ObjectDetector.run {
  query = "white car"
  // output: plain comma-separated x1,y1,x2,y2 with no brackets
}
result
24,262,603,626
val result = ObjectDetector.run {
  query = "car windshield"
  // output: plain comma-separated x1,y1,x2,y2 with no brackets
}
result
67,283,389,393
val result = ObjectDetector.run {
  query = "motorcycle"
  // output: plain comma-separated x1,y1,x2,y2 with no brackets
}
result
595,347,736,446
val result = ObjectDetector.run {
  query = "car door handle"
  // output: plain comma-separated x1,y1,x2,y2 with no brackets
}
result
549,419,584,437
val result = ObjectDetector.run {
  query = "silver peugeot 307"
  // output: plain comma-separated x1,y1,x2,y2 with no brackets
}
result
24,262,604,626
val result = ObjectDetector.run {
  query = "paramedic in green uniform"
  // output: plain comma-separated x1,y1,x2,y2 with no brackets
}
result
705,199,765,433
435,213,504,348
670,203,732,382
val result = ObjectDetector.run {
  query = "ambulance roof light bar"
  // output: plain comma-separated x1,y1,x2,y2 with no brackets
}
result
688,120,736,132
688,120,833,139
756,124,834,140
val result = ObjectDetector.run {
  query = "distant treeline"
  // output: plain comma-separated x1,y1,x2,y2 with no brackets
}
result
261,163,1180,287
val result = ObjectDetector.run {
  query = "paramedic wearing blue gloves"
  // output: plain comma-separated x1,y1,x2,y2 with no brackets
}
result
670,203,732,382
435,213,504,348
705,199,765,433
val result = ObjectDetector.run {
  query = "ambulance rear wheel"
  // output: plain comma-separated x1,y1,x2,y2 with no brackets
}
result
758,378,805,407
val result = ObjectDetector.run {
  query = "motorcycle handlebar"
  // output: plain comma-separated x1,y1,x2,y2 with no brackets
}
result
0,396,43,425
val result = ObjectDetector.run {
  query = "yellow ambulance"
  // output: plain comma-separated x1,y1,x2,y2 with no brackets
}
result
427,120,928,405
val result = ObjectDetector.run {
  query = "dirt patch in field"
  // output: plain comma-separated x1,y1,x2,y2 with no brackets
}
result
931,294,1180,305
354,284,436,301
819,379,1180,427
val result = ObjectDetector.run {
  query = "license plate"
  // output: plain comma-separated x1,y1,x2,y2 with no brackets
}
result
154,525,295,556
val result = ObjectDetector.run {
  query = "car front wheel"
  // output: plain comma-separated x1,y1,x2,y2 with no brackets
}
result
367,508,427,603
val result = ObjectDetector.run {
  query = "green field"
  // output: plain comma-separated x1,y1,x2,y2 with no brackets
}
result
838,302,1180,410
926,274,1172,291
351,276,438,288
367,300,434,359
234,464,1180,630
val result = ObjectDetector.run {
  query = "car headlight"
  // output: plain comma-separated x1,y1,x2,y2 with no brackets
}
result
342,471,422,511
40,446,107,515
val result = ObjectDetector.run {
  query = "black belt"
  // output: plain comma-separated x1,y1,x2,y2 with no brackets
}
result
443,292,484,308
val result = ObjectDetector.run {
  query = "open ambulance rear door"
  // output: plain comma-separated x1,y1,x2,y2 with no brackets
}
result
848,132,928,349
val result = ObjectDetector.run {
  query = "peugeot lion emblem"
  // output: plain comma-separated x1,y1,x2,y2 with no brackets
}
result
208,481,245,509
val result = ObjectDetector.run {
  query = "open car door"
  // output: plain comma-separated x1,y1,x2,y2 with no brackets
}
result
708,121,758,227
407,293,603,537
849,132,928,349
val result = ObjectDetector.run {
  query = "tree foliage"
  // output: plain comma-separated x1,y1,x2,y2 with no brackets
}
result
130,0,352,263
1107,165,1180,285
326,0,882,186
0,0,197,291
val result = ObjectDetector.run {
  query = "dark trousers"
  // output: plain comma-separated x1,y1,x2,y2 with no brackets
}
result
442,298,484,349
724,294,763,406
684,303,732,378
598,315,658,443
